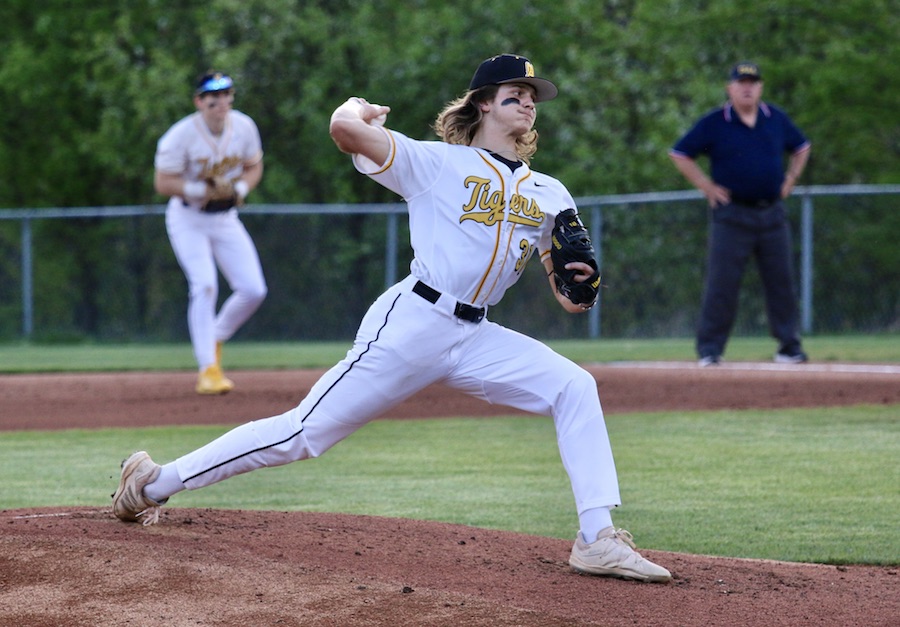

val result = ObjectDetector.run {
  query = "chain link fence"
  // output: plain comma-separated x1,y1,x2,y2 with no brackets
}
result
1,185,897,343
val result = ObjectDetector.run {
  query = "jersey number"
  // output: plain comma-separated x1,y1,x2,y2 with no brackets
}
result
515,239,534,274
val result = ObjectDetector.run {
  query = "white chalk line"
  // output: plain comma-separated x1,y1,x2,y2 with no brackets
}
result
597,361,900,375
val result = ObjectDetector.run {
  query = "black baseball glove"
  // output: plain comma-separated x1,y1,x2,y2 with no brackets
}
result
550,208,600,306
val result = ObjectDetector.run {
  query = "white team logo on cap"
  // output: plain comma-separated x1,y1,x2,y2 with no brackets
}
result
524,61,535,78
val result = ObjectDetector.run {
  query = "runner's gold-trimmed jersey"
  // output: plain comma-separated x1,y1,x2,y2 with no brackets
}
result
155,110,263,210
353,128,577,307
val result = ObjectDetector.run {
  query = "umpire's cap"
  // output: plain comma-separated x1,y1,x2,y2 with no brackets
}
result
195,71,234,95
729,62,762,82
469,54,558,102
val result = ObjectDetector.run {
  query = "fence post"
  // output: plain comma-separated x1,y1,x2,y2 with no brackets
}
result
385,212,398,289
589,205,602,338
800,194,814,334
21,217,33,338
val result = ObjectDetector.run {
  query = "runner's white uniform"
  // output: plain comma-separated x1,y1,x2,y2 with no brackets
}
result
155,110,267,370
172,128,621,517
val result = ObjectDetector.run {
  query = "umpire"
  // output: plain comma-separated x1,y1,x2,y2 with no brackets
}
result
669,61,811,366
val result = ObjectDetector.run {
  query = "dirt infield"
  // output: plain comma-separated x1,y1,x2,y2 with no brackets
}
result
1,363,898,626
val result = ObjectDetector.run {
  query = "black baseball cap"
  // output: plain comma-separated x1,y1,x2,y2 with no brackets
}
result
729,62,762,82
469,54,558,102
195,71,234,95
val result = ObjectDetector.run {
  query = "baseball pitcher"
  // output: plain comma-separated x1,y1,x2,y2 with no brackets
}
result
116,55,670,583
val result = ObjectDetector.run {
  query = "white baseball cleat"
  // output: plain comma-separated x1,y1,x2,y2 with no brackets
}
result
569,527,672,583
112,451,165,526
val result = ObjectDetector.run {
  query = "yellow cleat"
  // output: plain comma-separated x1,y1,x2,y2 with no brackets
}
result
196,364,234,395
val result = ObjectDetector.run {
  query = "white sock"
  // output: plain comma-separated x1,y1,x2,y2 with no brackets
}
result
579,506,613,543
143,462,185,504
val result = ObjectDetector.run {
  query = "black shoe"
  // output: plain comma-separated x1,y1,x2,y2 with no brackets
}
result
774,347,808,364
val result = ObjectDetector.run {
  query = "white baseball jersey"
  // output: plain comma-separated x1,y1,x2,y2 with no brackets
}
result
155,110,263,207
155,110,267,370
172,128,621,520
355,129,575,308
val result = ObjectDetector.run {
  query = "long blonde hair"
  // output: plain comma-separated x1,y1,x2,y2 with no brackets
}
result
432,85,539,164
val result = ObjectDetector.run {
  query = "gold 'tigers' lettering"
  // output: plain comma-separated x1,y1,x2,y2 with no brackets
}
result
460,176,545,227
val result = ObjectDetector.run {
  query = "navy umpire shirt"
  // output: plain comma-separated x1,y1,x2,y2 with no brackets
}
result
671,102,810,205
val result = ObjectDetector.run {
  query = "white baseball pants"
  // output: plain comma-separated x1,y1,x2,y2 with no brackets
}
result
165,202,267,369
174,275,620,515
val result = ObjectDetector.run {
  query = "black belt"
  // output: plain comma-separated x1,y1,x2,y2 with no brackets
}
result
183,199,234,213
731,197,777,209
412,281,485,324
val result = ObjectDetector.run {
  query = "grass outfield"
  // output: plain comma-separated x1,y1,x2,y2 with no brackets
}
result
1,335,897,566
1,333,899,373
1,407,898,566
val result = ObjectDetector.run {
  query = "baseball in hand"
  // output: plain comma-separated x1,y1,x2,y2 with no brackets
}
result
370,104,388,127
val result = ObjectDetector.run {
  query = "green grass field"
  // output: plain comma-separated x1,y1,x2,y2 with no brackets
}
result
1,333,899,372
1,335,897,566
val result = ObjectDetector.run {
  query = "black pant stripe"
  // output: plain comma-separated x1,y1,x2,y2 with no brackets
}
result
183,292,403,484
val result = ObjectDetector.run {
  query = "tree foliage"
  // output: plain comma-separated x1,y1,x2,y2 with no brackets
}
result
3,0,896,206
0,1,896,340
